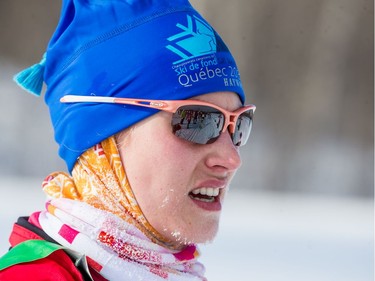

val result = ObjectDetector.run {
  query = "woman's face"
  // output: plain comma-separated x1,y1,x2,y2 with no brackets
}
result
117,91,243,246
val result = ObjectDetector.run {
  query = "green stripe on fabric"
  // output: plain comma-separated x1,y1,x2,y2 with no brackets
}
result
0,240,63,271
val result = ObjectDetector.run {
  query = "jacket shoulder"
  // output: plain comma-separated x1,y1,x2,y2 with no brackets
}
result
0,240,84,281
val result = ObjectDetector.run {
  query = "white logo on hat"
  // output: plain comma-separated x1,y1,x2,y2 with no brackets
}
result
166,15,217,65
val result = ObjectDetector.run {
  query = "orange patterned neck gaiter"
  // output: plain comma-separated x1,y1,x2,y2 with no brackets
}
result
42,136,177,249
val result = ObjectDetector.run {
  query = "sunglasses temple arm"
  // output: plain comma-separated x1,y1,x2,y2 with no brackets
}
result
60,95,118,104
114,98,176,112
60,95,176,112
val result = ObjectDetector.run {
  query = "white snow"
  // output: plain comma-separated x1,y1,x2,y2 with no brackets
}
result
0,177,373,281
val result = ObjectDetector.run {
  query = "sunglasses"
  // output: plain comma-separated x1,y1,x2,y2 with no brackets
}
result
60,95,256,146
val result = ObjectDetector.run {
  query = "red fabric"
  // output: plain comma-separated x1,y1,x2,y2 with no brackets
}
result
9,224,43,247
89,267,108,281
0,249,84,281
2,221,108,281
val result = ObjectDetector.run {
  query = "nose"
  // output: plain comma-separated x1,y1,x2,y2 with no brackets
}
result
205,130,242,173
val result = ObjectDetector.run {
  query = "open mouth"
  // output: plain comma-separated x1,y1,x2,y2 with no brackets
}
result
189,187,220,203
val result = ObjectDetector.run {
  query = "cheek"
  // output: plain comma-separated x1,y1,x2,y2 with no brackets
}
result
145,118,197,177
148,135,195,195
122,116,196,207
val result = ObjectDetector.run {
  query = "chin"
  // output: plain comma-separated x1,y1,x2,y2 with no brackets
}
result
173,218,220,246
195,224,219,245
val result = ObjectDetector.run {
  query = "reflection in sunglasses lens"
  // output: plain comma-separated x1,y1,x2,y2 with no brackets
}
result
172,105,223,144
232,111,253,146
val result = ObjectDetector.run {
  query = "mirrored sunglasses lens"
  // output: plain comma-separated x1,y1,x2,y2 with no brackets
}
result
172,105,224,144
232,110,253,146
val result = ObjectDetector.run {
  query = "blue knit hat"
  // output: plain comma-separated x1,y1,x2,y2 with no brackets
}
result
15,0,245,172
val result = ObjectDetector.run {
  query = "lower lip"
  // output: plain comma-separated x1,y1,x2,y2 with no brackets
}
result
189,196,222,211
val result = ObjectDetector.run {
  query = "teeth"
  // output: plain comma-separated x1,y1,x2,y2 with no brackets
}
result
191,187,220,197
196,197,214,203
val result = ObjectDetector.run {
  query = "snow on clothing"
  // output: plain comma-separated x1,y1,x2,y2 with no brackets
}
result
0,137,206,280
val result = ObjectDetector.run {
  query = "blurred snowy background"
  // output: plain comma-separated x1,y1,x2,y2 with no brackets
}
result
0,0,373,280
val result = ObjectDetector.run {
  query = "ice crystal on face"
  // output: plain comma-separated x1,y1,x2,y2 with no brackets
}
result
159,189,175,208
160,196,169,208
171,231,181,238
169,231,194,246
